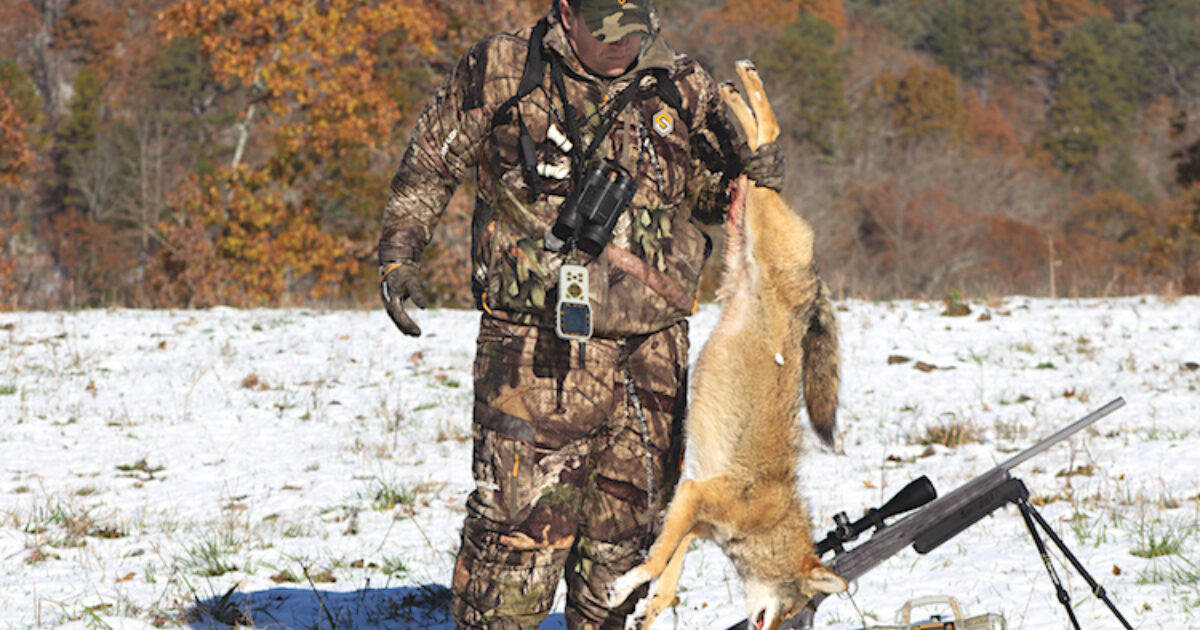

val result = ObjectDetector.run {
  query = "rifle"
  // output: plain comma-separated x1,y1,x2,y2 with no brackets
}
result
726,397,1131,630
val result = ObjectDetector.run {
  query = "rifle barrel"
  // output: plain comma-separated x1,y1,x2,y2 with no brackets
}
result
997,397,1125,472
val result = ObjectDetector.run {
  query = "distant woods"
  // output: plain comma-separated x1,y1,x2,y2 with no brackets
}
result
1,0,1198,310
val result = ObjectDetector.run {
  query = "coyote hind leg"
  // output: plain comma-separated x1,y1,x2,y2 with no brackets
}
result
734,60,779,147
719,82,759,152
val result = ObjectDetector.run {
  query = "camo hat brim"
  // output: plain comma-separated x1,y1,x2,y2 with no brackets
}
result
580,0,652,43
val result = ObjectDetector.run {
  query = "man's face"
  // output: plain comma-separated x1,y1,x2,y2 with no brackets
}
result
560,0,643,78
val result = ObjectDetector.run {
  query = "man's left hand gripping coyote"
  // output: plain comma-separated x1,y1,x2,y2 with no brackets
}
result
606,62,848,630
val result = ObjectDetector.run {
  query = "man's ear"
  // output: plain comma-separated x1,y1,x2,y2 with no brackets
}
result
559,0,574,32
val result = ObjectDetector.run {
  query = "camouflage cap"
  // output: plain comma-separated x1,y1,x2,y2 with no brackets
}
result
580,0,653,42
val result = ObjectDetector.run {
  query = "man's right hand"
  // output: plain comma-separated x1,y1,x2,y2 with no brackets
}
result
380,262,428,336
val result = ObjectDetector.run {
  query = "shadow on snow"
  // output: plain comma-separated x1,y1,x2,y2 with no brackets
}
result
186,583,567,629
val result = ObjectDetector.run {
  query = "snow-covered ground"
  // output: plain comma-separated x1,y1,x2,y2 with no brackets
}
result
1,296,1197,629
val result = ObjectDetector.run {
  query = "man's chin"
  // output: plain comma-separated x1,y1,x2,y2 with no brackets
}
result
600,59,636,77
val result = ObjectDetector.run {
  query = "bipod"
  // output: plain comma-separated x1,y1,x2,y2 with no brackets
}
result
1013,489,1135,630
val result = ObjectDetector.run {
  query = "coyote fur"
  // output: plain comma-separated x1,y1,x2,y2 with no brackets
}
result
607,62,847,630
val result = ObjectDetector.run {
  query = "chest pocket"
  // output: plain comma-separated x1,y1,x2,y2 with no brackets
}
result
645,68,694,196
635,96,691,207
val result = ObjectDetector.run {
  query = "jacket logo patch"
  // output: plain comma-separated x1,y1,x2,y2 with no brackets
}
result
652,110,674,137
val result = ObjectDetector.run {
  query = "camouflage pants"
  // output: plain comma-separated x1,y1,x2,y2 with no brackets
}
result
450,315,689,629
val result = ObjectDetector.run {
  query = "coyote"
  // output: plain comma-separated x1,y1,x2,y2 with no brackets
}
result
607,62,847,630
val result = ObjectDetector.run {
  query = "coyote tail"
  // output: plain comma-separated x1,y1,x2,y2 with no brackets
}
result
802,280,839,446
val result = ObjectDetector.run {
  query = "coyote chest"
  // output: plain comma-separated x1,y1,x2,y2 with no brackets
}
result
687,192,819,480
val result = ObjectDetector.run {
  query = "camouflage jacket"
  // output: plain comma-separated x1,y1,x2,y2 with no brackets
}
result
380,8,742,337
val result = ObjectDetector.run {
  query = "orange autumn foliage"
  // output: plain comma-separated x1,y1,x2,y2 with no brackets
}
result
846,179,983,295
154,0,446,305
669,0,845,70
1144,186,1200,293
154,167,365,307
875,65,970,143
105,0,181,111
1055,188,1193,295
0,210,18,310
0,91,31,190
52,0,126,76
46,209,141,306
720,0,844,33
1,29,37,310
1021,0,1110,63
963,90,1023,156
0,3,38,59
800,0,846,31
972,215,1045,291
161,0,442,158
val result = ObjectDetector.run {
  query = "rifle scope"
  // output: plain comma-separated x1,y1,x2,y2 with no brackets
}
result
816,475,937,556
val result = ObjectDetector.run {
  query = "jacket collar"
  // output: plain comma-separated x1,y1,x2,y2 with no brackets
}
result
543,7,674,84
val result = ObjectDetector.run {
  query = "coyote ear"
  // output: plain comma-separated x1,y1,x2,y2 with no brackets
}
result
805,566,848,595
799,556,848,595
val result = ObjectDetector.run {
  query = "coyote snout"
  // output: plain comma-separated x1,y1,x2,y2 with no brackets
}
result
607,61,847,629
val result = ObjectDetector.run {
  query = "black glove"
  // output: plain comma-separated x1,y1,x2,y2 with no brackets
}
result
739,140,785,192
380,261,428,336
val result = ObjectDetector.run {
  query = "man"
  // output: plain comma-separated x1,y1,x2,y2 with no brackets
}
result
378,1,781,627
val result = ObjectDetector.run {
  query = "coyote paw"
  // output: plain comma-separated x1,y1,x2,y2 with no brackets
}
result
607,567,650,608
626,594,660,630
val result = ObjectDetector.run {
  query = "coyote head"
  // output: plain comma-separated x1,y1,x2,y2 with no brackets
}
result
744,568,846,630
734,528,848,630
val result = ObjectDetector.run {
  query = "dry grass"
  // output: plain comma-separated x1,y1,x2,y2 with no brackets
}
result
911,417,984,448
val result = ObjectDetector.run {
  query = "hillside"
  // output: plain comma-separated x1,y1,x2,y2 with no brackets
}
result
0,0,1198,308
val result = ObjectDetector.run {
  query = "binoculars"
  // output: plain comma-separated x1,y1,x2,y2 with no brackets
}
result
546,161,635,257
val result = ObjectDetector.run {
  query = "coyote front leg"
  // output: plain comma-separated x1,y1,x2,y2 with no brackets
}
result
607,478,723,609
629,524,714,629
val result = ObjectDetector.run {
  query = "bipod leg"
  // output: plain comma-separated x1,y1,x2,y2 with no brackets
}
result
1015,496,1082,630
1016,496,1135,630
